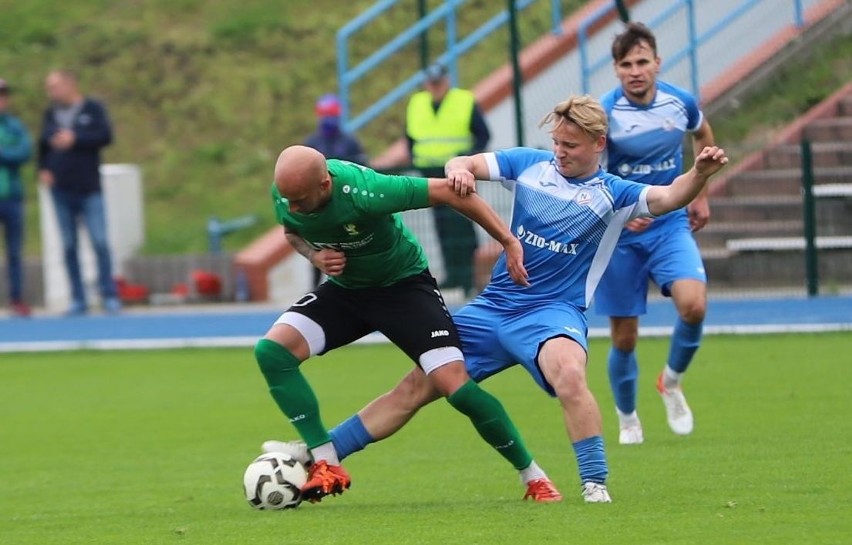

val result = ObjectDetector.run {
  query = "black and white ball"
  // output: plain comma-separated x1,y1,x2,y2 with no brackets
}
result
243,452,307,510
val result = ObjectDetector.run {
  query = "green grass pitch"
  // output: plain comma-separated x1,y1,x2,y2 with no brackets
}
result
1,333,850,544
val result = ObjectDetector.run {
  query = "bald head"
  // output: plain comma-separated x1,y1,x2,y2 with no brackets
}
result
274,145,331,214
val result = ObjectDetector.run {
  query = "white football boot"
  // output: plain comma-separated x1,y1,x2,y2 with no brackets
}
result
616,409,644,445
582,482,612,503
261,439,314,468
656,373,694,435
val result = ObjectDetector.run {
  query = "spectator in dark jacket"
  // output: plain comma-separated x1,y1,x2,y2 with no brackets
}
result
0,78,33,317
38,69,120,315
303,94,368,166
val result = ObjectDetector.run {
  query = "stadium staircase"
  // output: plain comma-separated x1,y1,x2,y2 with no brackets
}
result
700,83,852,291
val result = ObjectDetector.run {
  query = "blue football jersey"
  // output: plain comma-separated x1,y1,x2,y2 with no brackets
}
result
600,81,703,237
480,147,652,310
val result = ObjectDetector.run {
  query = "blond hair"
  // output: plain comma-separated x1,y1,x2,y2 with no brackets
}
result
539,95,608,140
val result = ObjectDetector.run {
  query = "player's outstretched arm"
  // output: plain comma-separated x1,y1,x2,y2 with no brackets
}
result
646,146,728,217
427,179,529,287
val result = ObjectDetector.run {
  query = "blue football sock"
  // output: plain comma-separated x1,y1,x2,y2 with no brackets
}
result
572,436,608,484
668,318,703,373
608,347,638,414
329,415,374,461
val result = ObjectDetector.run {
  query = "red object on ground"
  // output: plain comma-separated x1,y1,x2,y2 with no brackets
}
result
191,270,222,297
115,276,150,304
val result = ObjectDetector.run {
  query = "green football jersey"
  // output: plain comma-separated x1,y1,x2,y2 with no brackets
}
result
272,159,433,288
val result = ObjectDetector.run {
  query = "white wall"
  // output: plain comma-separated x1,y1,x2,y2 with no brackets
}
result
39,164,145,312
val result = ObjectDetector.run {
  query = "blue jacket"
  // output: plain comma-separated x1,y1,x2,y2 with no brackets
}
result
303,130,368,165
38,97,113,194
0,112,32,201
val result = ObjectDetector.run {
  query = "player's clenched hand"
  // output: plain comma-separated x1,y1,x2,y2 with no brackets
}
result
503,238,530,287
694,146,728,177
312,249,346,277
688,196,710,232
446,168,477,197
625,217,653,233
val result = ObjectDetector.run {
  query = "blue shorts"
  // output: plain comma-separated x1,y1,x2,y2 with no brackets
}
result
594,222,706,317
454,298,588,397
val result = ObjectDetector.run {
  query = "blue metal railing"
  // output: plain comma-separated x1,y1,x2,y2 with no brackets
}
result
336,0,564,133
338,0,812,134
579,0,808,100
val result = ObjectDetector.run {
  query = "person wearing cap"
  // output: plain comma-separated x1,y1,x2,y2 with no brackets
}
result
303,94,367,167
38,69,120,316
0,78,34,317
405,63,490,297
302,93,369,287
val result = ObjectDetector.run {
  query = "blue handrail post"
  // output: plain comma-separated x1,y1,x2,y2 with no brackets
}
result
579,22,590,95
418,0,429,71
686,0,699,101
336,33,350,125
793,0,805,28
207,215,258,254
550,0,564,34
446,2,459,83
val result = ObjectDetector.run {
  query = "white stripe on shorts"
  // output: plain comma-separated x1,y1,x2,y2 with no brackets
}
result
274,311,326,356
420,346,464,375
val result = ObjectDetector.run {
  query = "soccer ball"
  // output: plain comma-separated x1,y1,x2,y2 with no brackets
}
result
243,452,307,510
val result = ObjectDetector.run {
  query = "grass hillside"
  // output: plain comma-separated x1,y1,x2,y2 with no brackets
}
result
2,1,850,256
2,0,573,255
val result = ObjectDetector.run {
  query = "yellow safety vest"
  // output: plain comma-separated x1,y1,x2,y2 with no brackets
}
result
406,88,475,168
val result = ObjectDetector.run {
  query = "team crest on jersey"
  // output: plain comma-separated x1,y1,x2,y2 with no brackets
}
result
575,189,592,206
663,117,676,131
343,223,359,236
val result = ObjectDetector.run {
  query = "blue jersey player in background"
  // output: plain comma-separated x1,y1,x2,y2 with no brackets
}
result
264,95,728,504
595,22,717,445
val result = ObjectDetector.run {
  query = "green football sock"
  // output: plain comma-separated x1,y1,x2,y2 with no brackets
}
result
254,339,330,448
447,380,533,470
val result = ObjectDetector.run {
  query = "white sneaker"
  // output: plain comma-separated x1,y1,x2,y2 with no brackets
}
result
261,439,314,467
616,409,644,445
618,423,644,445
656,373,694,435
582,482,612,503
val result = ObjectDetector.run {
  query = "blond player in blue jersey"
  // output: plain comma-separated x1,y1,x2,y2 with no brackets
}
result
255,145,565,503
264,96,728,503
596,22,717,444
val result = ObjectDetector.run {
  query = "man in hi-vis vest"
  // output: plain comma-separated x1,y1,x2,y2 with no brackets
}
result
406,63,490,298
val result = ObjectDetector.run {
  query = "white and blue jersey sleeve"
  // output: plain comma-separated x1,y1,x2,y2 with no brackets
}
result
479,148,650,310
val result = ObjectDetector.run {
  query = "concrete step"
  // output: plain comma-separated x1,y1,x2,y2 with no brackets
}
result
695,219,804,249
725,166,852,196
727,235,852,252
763,141,852,169
838,96,852,117
710,194,852,224
803,117,852,141
710,195,802,222
702,247,852,288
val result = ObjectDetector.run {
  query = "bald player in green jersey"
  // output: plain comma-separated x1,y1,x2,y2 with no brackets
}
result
254,145,559,503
